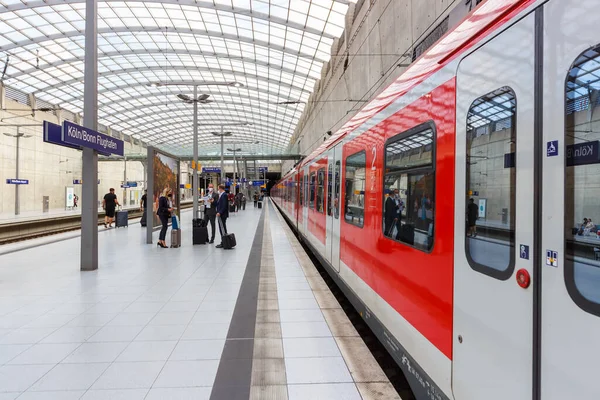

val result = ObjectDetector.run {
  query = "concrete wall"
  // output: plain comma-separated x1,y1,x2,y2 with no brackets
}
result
283,0,478,173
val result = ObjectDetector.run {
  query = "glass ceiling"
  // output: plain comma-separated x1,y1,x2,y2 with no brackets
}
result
0,0,353,156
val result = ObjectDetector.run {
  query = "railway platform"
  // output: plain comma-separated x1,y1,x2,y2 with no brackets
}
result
0,199,399,400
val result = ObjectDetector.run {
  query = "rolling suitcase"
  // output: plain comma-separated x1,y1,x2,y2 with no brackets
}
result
218,216,236,249
193,226,208,244
398,223,415,245
115,208,128,228
171,229,181,248
229,203,236,213
257,201,262,209
140,210,147,227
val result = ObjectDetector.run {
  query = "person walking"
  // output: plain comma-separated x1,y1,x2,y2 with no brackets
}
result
253,192,259,207
216,184,229,248
102,188,120,228
157,188,173,248
73,194,79,209
203,183,219,244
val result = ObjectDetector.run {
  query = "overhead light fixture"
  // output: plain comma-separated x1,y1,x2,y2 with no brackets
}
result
211,131,233,137
277,100,305,105
177,94,191,102
230,82,244,88
147,82,162,87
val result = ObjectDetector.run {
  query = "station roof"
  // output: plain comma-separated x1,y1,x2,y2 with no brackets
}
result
0,0,353,156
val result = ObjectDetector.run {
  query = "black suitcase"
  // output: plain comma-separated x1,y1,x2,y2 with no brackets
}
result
193,218,207,228
222,232,236,249
229,203,236,213
140,211,147,227
193,226,208,245
398,223,414,245
258,201,262,209
218,216,236,249
115,210,128,228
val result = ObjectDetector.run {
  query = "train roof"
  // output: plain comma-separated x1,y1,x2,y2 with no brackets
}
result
295,0,534,172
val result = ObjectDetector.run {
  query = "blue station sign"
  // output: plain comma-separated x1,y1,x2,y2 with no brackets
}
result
202,167,221,173
567,141,600,166
43,121,80,151
6,179,29,185
62,121,124,156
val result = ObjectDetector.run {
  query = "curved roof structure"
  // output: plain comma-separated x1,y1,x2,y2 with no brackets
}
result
0,0,353,156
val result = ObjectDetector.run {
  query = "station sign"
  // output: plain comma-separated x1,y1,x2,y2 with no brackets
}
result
126,181,138,187
6,179,29,185
43,121,80,151
247,167,268,173
202,167,221,173
566,141,600,166
62,121,124,157
73,179,101,185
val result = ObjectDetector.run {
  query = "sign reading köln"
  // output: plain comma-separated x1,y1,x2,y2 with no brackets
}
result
62,121,124,156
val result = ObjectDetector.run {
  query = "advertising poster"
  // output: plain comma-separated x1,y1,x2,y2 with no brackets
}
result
152,151,180,227
65,187,75,208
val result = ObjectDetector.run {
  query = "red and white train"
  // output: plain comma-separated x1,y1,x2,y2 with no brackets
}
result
272,1,600,399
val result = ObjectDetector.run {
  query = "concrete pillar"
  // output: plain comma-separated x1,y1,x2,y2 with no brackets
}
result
80,0,99,272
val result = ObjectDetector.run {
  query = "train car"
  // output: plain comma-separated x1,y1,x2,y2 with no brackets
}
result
272,0,600,399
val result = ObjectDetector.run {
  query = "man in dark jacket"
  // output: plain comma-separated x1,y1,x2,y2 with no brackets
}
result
203,183,219,244
384,189,400,237
216,184,229,248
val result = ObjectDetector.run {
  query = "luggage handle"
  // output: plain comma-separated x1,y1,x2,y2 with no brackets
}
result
217,215,226,232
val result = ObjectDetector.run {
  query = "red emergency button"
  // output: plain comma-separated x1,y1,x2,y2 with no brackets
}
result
516,269,531,289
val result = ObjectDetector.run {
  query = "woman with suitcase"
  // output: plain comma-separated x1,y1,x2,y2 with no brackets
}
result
157,188,173,248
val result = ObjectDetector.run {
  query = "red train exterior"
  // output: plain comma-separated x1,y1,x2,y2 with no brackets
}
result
272,1,600,399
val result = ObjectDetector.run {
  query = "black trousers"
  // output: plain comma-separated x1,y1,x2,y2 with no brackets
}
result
159,214,169,240
218,216,228,240
204,213,216,241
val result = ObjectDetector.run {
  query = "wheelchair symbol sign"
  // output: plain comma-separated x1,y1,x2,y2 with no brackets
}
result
547,140,559,157
520,245,529,260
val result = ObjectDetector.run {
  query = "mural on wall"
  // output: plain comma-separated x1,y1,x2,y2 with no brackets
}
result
152,151,180,226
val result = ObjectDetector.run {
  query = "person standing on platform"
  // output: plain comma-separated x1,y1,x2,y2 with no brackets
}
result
157,188,173,248
203,183,219,244
140,190,148,227
467,198,479,237
102,188,120,228
216,184,229,249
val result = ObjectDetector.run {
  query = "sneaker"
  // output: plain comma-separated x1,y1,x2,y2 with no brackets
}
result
216,244,223,248
209,240,214,244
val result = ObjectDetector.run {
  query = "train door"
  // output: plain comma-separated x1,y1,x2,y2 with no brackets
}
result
324,147,342,272
331,146,342,272
453,11,536,400
301,166,309,236
325,152,334,265
540,1,600,398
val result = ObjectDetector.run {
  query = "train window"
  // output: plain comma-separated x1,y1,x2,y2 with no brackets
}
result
317,168,325,213
309,172,316,209
565,45,600,314
383,123,436,252
465,87,516,279
334,160,341,219
327,162,333,216
344,151,366,228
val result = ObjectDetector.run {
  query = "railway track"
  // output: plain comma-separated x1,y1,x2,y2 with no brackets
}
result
0,203,193,245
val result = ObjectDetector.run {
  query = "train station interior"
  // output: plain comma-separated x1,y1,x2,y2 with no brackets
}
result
2,0,600,399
